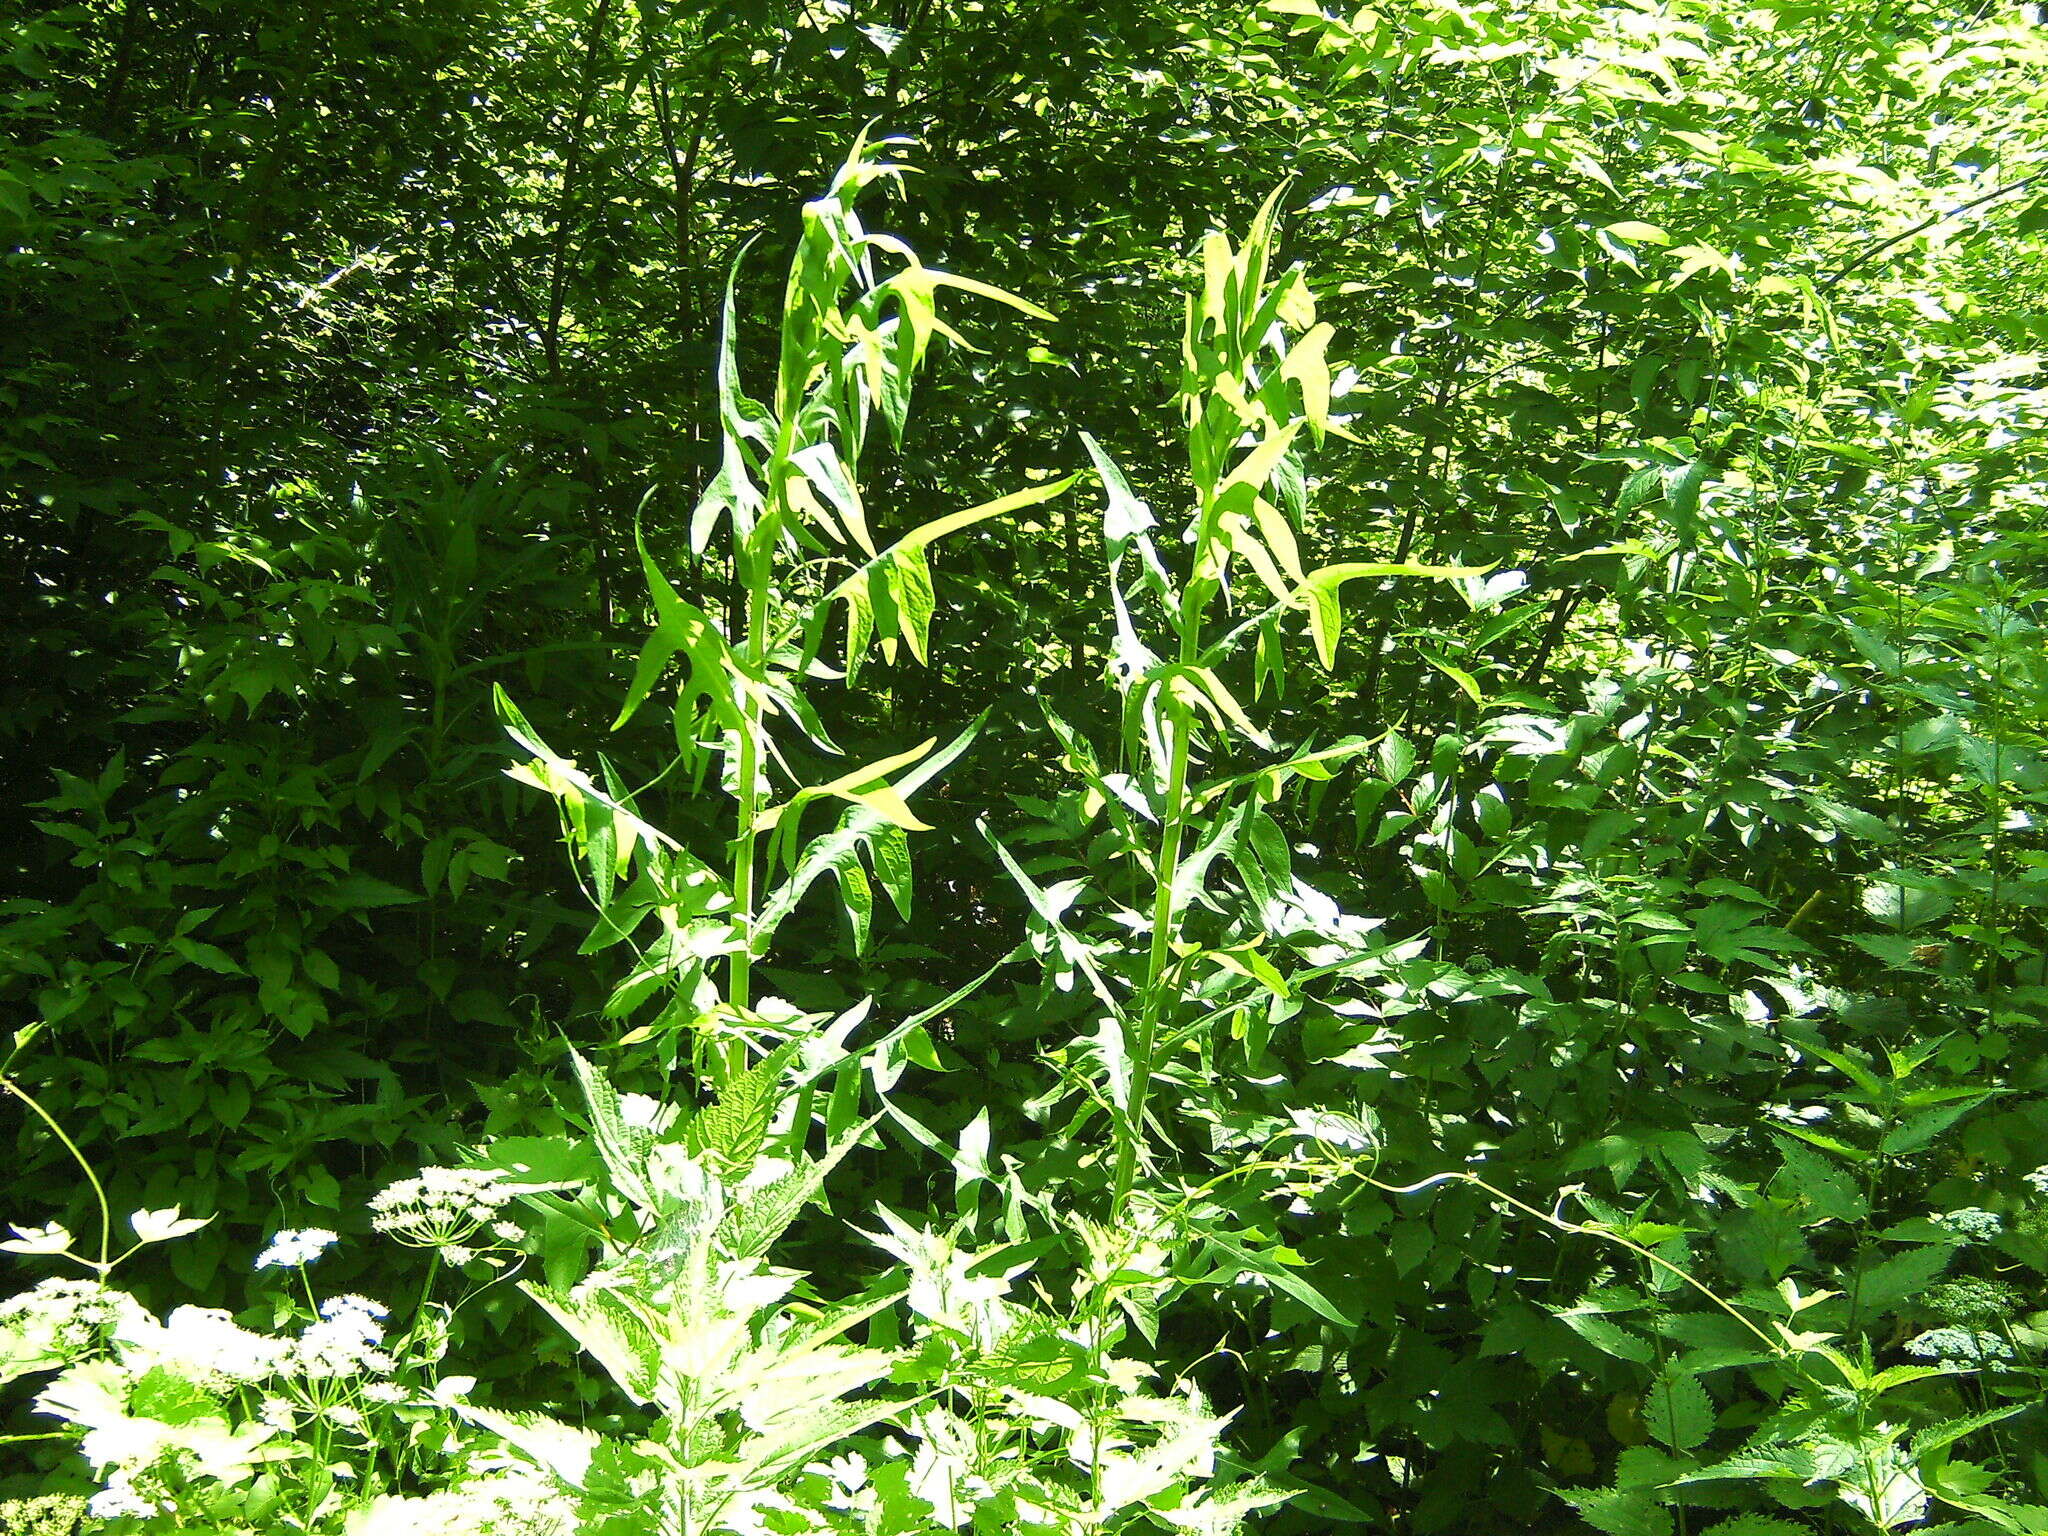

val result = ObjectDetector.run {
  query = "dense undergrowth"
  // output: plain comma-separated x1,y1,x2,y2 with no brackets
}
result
4,0,2048,1532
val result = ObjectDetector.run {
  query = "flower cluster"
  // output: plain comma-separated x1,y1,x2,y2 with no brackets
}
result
1933,1207,2005,1242
347,1473,573,1536
87,1470,169,1521
1905,1326,2014,1366
294,1294,394,1378
255,1227,339,1270
140,1305,291,1389
2026,1165,2048,1197
1926,1277,2024,1329
0,1277,144,1364
370,1167,516,1253
0,1493,91,1535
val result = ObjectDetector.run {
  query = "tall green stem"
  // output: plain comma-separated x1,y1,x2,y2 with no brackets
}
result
1112,702,1192,1211
724,547,773,1080
1113,432,1224,1210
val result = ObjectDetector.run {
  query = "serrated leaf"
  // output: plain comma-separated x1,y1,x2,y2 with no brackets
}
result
1850,1243,1953,1313
1553,1308,1656,1363
1563,1483,1673,1536
1643,1369,1713,1451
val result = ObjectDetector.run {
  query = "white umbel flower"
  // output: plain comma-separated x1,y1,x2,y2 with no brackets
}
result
370,1167,513,1250
0,1277,147,1365
143,1306,290,1387
294,1295,395,1379
343,1472,573,1536
255,1228,339,1270
87,1471,163,1520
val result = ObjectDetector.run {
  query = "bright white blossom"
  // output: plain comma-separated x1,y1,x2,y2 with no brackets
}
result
345,1473,574,1536
141,1305,289,1387
259,1396,297,1430
321,1293,388,1325
0,1277,146,1366
254,1227,339,1270
87,1471,162,1520
294,1295,394,1378
2025,1165,2048,1196
1906,1326,2014,1365
1934,1207,2005,1242
370,1167,513,1250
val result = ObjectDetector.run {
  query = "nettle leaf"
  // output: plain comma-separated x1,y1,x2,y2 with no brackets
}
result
520,1285,662,1406
1769,1138,1868,1224
1199,1227,1358,1328
1881,1092,1997,1156
690,1040,801,1166
571,1048,657,1212
1913,1404,2027,1460
444,1402,599,1488
1562,1483,1673,1536
1643,1369,1713,1452
1848,1243,1953,1314
1860,874,1954,930
1676,1444,1817,1485
1552,1306,1656,1363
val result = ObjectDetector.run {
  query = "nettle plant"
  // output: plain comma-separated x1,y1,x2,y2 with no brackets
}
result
1543,1031,2048,1536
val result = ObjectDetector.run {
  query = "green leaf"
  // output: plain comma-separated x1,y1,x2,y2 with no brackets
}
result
1850,1244,1954,1315
1643,1369,1712,1452
1378,731,1417,781
1552,1308,1655,1363
1081,433,1158,545
1881,1093,1996,1155
1913,1404,2026,1459
1861,875,1954,930
569,1049,655,1212
1200,1228,1358,1327
167,937,243,976
1295,561,1491,668
1562,1484,1673,1536
316,874,422,910
758,738,940,836
1420,651,1484,705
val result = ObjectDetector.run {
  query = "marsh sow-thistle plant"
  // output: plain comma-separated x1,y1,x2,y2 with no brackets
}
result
494,129,1074,1084
989,190,1479,1227
0,142,1299,1536
475,141,1308,1534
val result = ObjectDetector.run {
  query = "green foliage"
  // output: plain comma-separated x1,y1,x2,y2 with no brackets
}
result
4,1,2048,1531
